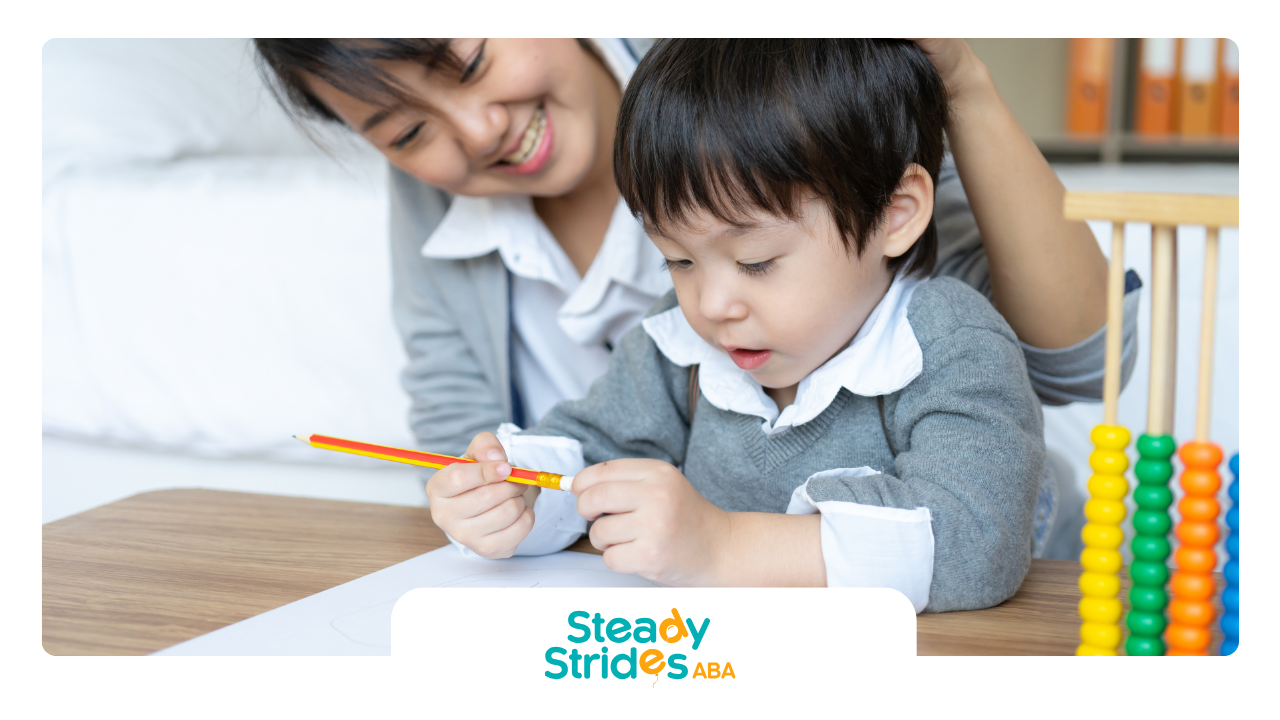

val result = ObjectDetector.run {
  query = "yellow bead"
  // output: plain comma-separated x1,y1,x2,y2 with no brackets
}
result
1076,644,1119,656
1084,498,1127,524
1081,547,1122,573
1079,571,1121,598
1079,597,1123,623
1087,473,1129,500
1080,621,1122,649
1089,449,1129,474
1091,425,1131,450
1081,523,1124,551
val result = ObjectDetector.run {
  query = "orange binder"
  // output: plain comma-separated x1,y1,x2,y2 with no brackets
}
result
1178,38,1220,136
1135,39,1177,136
1066,39,1115,134
1219,39,1239,137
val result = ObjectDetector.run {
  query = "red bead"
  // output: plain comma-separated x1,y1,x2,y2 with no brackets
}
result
1180,469,1221,496
1175,546,1217,573
1169,571,1216,601
1177,495,1220,521
1165,623,1212,652
1168,598,1216,626
1176,520,1220,547
1179,441,1223,468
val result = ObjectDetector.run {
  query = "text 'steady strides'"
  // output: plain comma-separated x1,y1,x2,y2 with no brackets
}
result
545,608,734,683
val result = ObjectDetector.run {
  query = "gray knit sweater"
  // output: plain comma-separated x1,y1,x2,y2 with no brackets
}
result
523,277,1046,612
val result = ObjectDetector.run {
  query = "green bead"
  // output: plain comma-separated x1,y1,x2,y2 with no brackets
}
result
1134,459,1173,484
1132,485,1173,510
1128,586,1168,612
1132,535,1171,561
1136,434,1177,458
1132,509,1172,536
1125,635,1166,656
1126,609,1167,636
1128,560,1170,587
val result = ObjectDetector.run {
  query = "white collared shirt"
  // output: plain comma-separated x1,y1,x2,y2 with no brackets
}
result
419,40,671,424
642,273,926,435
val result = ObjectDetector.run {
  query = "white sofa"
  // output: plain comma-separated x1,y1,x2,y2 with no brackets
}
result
42,40,1240,565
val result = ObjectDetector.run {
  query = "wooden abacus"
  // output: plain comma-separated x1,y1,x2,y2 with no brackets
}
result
1064,191,1238,656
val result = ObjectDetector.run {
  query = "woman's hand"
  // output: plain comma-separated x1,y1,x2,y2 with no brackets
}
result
425,432,539,559
571,459,732,586
909,38,991,105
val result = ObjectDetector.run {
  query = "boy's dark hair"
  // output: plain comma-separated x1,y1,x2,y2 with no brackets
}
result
615,39,949,278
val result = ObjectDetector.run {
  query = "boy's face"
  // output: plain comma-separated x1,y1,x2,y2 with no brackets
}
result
649,197,901,392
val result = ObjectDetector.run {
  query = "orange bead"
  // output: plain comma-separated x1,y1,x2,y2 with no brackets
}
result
1169,571,1216,601
1175,546,1217,573
1167,648,1209,656
1180,469,1221,495
1178,495,1220,522
1179,441,1223,469
1165,623,1211,651
1169,598,1216,626
1176,520,1219,547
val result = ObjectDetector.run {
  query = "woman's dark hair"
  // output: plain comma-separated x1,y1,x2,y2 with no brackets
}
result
614,39,949,278
253,39,462,125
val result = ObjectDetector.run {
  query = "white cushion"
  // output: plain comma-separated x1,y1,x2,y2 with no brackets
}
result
42,154,415,462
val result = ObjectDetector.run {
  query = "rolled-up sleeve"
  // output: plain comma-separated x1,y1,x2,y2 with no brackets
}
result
787,468,934,613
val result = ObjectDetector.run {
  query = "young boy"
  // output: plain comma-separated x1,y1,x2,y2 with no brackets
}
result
426,39,1046,613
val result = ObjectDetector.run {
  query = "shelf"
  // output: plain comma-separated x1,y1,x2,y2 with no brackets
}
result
1034,134,1238,164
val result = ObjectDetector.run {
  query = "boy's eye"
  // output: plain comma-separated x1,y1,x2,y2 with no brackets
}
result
392,123,424,150
661,258,692,272
737,259,777,276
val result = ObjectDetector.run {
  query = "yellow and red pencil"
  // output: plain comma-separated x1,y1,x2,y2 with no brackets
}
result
293,434,574,491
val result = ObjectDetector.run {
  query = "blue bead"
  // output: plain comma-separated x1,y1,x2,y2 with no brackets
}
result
1227,532,1239,557
1229,453,1239,476
1225,559,1239,585
1221,638,1238,656
1227,506,1239,531
1229,478,1239,503
1220,611,1239,637
1222,586,1239,612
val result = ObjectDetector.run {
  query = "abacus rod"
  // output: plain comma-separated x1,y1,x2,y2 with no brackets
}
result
1165,237,1179,436
1148,225,1177,437
1103,222,1126,426
1196,228,1220,442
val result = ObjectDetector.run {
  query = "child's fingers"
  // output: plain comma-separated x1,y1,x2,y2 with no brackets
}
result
569,458,656,497
474,506,535,559
432,459,513,499
587,512,639,552
464,499,535,558
576,477,655,521
450,478,529,520
464,431,508,463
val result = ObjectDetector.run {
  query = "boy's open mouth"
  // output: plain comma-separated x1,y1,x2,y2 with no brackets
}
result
498,104,548,167
727,348,771,371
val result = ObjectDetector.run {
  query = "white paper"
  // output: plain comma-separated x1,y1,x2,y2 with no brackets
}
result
153,547,659,656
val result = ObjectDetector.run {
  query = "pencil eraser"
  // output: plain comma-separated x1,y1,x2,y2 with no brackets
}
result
559,475,575,493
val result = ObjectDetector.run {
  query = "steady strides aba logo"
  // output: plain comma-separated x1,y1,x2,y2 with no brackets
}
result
544,607,735,684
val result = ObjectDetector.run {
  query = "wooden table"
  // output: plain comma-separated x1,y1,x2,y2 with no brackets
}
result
45,489,1088,656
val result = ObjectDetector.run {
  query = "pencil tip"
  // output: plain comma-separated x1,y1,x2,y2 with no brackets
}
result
293,434,308,443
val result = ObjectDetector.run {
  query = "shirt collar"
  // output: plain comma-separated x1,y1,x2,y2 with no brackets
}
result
642,274,926,436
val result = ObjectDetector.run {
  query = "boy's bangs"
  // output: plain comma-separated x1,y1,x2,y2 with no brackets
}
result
615,39,949,275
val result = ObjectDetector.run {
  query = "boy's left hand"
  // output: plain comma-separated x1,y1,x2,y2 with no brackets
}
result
571,459,730,586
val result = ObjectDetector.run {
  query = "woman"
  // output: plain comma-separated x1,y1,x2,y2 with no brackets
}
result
254,39,1138,557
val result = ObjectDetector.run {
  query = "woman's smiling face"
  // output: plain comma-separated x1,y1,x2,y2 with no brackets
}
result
306,39,618,198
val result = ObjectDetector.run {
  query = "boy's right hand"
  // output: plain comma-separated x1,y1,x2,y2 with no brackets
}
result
425,432,537,559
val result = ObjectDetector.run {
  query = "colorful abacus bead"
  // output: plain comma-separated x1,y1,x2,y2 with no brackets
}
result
1077,424,1129,656
1221,453,1239,655
1125,433,1175,656
1165,441,1222,655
